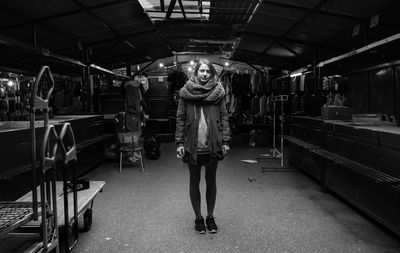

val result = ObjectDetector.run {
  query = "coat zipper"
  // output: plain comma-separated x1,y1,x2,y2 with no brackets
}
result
194,104,197,119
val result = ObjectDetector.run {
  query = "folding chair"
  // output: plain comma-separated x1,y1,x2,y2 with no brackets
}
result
117,131,145,173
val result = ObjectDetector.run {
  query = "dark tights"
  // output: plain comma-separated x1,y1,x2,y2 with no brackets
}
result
188,157,218,218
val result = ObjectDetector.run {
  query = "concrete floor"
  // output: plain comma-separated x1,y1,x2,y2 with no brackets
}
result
72,143,400,253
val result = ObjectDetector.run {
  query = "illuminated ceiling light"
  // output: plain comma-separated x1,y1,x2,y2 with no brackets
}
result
224,62,229,66
188,67,193,72
190,60,195,65
289,72,302,78
7,80,14,87
159,62,164,68
376,69,387,76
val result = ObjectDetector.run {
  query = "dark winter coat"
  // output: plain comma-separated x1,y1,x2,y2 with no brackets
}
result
175,96,231,165
125,80,148,132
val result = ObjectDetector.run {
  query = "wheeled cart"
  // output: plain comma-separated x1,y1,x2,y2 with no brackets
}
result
0,180,105,253
0,66,60,253
0,67,105,252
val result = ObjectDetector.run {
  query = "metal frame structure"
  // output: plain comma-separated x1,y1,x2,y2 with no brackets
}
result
0,66,60,253
260,94,294,172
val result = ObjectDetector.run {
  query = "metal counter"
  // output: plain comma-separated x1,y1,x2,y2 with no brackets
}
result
290,116,400,178
287,116,400,237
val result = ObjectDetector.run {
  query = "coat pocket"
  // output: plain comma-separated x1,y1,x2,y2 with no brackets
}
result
214,120,223,148
184,122,191,134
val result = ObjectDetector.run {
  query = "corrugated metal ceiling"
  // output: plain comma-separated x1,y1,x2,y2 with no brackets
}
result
0,0,399,75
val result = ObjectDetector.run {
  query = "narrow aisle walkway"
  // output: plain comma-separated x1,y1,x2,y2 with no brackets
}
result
73,143,400,253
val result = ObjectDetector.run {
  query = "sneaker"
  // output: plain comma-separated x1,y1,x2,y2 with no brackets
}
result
206,215,218,233
195,216,206,234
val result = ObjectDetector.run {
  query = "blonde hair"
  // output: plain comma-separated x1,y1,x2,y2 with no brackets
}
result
193,58,218,81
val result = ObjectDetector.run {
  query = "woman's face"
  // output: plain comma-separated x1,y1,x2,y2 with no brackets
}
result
197,63,211,85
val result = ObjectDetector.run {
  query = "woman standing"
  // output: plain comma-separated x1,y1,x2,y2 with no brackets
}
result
175,58,231,234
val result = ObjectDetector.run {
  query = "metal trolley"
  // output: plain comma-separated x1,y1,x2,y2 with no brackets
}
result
0,66,60,252
58,122,79,253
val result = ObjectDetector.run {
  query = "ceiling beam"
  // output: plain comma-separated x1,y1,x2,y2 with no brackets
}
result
49,28,157,55
0,4,80,46
261,0,329,55
91,39,125,62
89,29,156,46
235,56,294,70
261,0,362,21
275,41,299,56
317,32,400,67
198,0,203,14
260,0,400,30
234,48,264,55
156,18,245,27
244,30,343,51
230,0,263,64
96,46,170,65
71,0,136,51
0,33,86,67
90,63,128,78
135,59,157,76
148,10,256,17
235,48,295,62
0,33,42,55
148,10,210,14
164,36,231,43
177,0,187,19
166,0,177,19
0,0,135,32
258,0,400,57
160,0,165,12
0,65,39,76
245,61,264,72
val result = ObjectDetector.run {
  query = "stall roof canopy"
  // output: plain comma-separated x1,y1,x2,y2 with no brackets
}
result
0,0,399,74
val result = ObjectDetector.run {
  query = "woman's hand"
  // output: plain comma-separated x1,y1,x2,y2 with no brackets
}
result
222,145,230,156
176,146,185,158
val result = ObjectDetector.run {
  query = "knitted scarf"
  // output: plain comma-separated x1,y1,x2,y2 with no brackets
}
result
179,77,225,104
